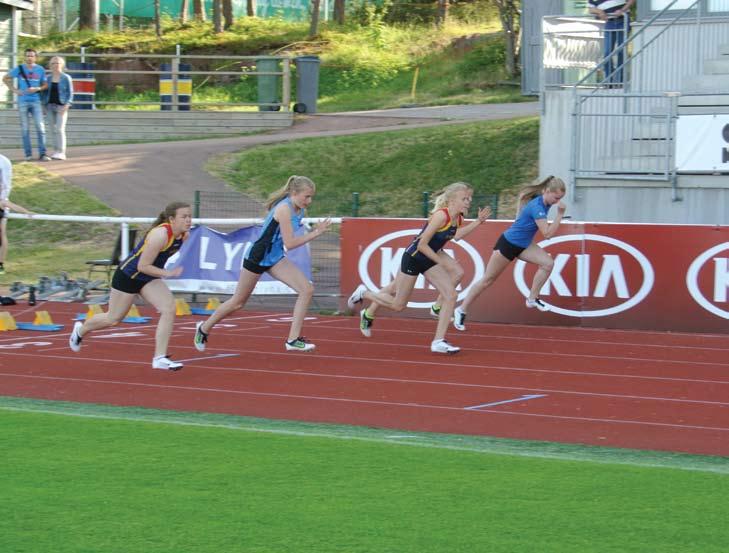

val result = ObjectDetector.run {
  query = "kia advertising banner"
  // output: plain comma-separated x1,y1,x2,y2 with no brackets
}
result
340,218,729,333
164,225,312,294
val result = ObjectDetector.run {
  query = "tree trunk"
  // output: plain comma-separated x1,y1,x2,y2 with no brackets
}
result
247,0,256,17
193,0,206,21
154,0,162,37
492,0,521,79
213,0,223,33
223,0,234,29
333,0,345,24
79,0,99,30
309,0,321,37
435,0,448,27
180,0,189,23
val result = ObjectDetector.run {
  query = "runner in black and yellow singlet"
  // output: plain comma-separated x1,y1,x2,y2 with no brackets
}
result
402,208,463,276
69,202,192,371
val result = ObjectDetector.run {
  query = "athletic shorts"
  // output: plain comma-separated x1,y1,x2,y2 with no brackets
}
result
494,234,526,261
401,253,436,276
243,257,272,275
111,269,151,295
0,208,5,220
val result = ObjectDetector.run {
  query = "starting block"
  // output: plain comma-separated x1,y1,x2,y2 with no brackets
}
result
74,304,104,321
191,296,221,316
123,304,151,324
0,312,17,331
16,310,63,331
175,298,192,316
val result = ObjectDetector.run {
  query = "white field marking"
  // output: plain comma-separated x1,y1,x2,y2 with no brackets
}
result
333,325,729,353
265,316,318,323
176,353,239,363
1,405,726,475
3,344,729,391
0,372,727,433
217,333,729,369
126,362,729,406
466,394,548,410
0,341,53,349
1,358,728,407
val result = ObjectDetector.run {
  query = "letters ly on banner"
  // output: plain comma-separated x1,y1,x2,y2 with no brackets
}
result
340,218,729,333
164,225,312,294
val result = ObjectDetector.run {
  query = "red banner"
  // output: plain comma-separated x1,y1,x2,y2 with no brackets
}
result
340,218,729,333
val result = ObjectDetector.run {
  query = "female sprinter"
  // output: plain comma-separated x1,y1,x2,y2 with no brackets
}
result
194,175,331,353
453,175,567,331
347,182,490,354
68,202,192,370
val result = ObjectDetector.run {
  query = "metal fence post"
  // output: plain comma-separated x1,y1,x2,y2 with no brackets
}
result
194,190,201,219
422,192,429,218
351,192,359,217
173,44,181,111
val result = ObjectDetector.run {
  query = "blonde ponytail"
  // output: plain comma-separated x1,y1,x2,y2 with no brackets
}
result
265,175,316,210
516,176,565,211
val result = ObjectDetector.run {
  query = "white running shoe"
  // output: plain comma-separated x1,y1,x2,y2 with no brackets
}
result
359,309,373,337
431,339,460,354
347,284,367,310
430,304,441,318
285,337,316,352
453,306,466,331
152,356,183,371
525,298,550,312
69,321,83,352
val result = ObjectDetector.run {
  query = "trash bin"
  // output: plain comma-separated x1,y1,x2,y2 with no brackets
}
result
256,58,281,112
160,63,192,111
294,55,320,114
67,62,95,110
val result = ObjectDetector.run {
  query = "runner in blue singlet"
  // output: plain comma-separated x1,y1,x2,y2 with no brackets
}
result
453,176,567,331
194,176,332,353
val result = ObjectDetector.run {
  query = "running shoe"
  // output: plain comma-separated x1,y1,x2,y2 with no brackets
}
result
347,284,367,310
194,321,208,352
69,321,83,352
525,298,550,312
152,356,183,371
430,304,441,318
453,306,466,331
286,337,316,352
431,339,460,354
359,309,374,337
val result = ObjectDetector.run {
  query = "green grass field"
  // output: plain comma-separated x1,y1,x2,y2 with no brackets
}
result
1,397,728,553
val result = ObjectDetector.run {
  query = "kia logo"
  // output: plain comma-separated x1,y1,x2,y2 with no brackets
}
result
686,242,729,319
357,229,485,309
513,234,654,317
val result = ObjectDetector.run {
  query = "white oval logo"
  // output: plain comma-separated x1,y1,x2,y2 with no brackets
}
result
357,229,485,309
686,242,729,319
513,234,654,317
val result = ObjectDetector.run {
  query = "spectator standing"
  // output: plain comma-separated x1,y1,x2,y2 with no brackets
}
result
588,0,635,86
3,49,50,161
43,56,74,160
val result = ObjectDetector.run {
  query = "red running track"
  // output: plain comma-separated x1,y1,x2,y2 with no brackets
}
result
1,302,728,457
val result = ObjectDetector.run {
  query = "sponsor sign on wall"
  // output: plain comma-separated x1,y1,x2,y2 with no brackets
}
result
676,115,729,172
340,218,729,333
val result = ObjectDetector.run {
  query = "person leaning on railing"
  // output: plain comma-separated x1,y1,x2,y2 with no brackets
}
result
42,56,74,161
588,0,636,86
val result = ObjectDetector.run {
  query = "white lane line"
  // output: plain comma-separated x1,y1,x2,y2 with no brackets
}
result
1,372,727,433
466,394,548,410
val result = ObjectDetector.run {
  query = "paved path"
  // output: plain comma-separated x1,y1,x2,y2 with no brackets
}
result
7,102,538,216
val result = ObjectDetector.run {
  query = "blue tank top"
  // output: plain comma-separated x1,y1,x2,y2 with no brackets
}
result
246,197,304,267
404,208,462,263
119,223,185,282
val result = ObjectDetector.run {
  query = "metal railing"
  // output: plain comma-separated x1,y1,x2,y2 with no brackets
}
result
566,0,708,198
2,46,292,111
